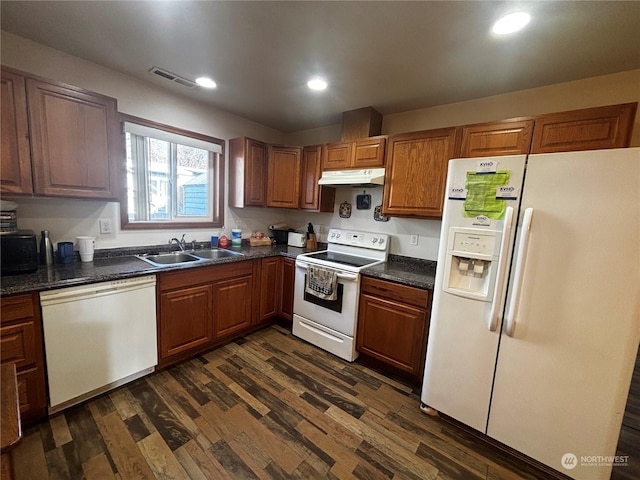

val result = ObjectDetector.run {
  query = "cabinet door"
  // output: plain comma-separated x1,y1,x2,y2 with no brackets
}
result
353,136,387,168
323,141,353,170
530,102,637,153
1,69,32,195
259,257,281,322
212,274,253,338
267,146,301,208
0,293,47,424
300,145,335,212
26,78,119,199
457,120,533,158
382,128,456,219
245,138,268,206
278,257,296,325
159,285,212,360
357,294,428,376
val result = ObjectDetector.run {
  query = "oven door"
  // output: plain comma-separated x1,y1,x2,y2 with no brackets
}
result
293,258,360,336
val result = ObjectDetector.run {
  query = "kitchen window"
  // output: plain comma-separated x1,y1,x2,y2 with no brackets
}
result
120,115,224,229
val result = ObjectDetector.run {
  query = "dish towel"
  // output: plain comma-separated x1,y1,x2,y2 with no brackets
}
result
305,265,338,301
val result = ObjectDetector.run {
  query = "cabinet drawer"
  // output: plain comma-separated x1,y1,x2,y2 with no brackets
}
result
159,260,253,292
0,294,35,323
361,276,429,308
0,320,38,368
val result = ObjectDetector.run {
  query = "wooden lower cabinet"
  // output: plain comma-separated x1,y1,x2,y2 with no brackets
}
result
157,261,255,366
256,257,281,324
0,292,47,425
278,257,296,325
212,273,253,338
159,285,212,360
357,277,431,382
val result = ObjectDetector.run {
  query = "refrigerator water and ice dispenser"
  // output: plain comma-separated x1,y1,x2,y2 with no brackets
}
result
443,228,500,301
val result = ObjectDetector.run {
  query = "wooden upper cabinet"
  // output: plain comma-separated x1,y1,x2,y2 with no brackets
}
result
530,103,637,153
353,136,387,167
300,145,335,212
229,137,267,207
382,128,456,219
322,136,387,170
323,141,353,170
267,145,301,208
26,78,119,199
456,119,534,158
1,68,33,195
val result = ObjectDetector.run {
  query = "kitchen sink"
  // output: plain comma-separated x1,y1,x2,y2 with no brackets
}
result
190,249,244,260
136,251,203,267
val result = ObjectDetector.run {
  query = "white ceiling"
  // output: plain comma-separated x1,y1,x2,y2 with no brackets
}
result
2,1,639,132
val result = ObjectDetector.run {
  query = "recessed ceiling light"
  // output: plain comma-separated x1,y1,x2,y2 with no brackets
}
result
307,78,328,91
492,12,531,35
195,77,217,89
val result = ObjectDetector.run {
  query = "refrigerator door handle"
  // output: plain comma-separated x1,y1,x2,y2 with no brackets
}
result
504,207,534,337
487,206,514,332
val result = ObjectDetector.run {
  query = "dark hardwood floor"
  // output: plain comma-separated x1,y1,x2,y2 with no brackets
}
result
9,325,612,479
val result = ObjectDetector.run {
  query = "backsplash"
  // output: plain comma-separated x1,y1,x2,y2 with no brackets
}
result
10,186,442,261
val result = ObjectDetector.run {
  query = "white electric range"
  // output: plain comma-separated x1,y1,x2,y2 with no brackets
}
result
293,228,389,361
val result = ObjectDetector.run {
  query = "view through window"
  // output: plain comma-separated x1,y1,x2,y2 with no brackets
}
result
120,115,224,229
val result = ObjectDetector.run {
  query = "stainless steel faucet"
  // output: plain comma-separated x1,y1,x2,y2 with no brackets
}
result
169,234,186,251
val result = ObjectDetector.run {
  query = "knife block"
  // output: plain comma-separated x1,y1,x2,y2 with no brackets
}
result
306,234,317,250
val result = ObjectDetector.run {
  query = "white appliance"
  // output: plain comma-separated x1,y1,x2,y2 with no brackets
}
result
40,275,158,413
293,228,389,361
421,149,640,480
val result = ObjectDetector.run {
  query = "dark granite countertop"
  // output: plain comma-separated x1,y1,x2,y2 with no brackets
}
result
1,243,437,296
362,255,437,290
0,243,312,296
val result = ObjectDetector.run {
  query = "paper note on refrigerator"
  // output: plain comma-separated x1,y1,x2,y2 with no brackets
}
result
463,170,510,219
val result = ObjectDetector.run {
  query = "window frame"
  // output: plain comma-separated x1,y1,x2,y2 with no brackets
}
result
119,114,225,230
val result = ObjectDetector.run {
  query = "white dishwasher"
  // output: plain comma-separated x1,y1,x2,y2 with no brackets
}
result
40,275,157,413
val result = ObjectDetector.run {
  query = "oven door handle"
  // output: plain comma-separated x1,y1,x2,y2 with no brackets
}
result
295,260,359,282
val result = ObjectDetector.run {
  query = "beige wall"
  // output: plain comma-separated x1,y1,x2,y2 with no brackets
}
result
382,69,640,146
2,31,639,259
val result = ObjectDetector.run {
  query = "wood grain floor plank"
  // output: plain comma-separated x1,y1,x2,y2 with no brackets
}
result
108,386,139,420
64,404,110,464
127,379,192,451
83,453,117,480
210,438,261,480
44,447,71,480
12,427,50,480
183,438,235,480
296,419,361,476
137,431,190,480
326,405,439,480
227,380,271,416
95,411,156,480
48,413,72,447
173,444,208,480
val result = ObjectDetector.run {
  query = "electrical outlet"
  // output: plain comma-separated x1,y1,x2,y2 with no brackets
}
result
99,219,112,234
410,234,419,246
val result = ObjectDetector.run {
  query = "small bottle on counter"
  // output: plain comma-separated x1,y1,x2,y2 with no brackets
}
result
40,230,54,265
218,227,229,248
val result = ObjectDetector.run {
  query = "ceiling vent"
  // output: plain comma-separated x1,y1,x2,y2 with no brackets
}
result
148,66,196,88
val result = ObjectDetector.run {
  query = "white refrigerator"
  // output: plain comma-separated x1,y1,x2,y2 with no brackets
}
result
421,148,640,480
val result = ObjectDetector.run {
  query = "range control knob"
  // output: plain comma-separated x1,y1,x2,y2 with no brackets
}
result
378,238,385,245
371,238,378,244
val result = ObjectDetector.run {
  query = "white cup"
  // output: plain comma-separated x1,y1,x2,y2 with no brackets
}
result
76,236,96,262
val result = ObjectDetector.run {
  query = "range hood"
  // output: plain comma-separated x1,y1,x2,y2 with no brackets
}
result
318,168,385,186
